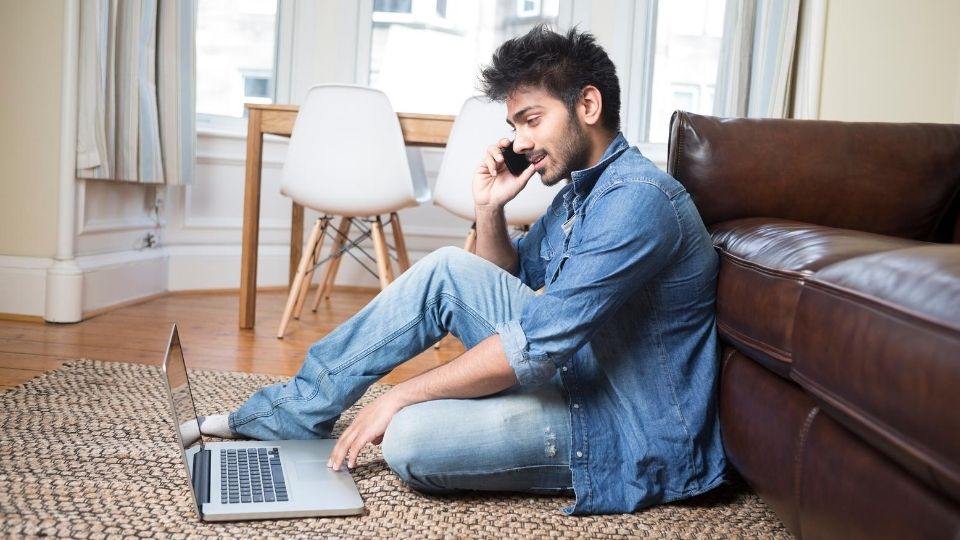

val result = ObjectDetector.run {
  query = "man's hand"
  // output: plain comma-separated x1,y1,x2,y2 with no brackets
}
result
328,390,405,471
473,138,537,210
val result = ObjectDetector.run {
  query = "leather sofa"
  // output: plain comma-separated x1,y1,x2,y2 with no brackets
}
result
667,111,960,538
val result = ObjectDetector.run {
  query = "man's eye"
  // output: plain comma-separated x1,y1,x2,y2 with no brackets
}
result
527,117,540,126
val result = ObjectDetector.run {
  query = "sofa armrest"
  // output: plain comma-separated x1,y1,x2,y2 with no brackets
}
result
667,111,960,242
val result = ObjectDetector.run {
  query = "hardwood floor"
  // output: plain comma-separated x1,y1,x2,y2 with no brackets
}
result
0,287,464,390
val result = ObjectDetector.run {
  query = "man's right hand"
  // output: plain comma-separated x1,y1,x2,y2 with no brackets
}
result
473,138,537,211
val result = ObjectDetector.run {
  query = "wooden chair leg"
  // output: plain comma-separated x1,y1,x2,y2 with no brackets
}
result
371,216,394,290
312,216,352,311
389,212,411,272
294,218,328,319
277,218,325,339
463,223,477,253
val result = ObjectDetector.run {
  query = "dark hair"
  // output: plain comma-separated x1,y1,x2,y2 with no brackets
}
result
479,25,621,133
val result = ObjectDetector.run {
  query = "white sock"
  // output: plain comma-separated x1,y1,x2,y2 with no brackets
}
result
198,414,239,439
178,418,201,445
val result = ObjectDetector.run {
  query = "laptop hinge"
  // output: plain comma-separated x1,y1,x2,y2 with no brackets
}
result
192,448,211,509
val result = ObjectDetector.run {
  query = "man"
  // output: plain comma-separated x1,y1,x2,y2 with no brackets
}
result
201,26,726,515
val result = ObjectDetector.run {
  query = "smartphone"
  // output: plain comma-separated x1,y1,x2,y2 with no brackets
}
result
502,143,529,176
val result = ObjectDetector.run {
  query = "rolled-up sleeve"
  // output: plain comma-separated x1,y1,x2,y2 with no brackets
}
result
497,181,684,385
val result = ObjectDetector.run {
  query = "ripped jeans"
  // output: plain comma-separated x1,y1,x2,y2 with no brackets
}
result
229,247,574,495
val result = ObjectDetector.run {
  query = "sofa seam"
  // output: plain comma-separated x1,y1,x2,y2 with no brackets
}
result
793,405,819,540
716,320,793,367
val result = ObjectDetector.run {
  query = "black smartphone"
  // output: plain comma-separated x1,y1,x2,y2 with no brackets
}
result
502,143,529,176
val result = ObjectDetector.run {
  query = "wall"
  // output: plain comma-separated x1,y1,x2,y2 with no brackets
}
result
0,1,64,258
819,0,960,123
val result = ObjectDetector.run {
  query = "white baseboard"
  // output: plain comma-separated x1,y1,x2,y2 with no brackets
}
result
77,249,168,314
0,236,448,319
0,250,168,320
0,256,50,317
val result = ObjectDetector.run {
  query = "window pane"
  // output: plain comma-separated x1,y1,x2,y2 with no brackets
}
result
647,0,726,143
196,0,278,119
369,0,560,115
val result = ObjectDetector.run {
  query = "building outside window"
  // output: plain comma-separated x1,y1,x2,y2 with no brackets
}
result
195,0,278,125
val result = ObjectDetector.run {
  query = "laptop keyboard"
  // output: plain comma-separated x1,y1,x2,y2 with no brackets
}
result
220,447,288,504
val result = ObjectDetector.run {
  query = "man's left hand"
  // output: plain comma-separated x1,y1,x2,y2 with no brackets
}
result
328,390,405,471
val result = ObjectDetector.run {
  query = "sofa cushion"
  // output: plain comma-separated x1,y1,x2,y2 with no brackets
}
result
792,244,960,502
711,218,922,376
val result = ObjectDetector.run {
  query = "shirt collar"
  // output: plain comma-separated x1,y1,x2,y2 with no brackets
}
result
569,132,630,201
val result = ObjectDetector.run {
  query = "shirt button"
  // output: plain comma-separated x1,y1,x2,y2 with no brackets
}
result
561,366,568,372
573,403,580,409
576,451,584,458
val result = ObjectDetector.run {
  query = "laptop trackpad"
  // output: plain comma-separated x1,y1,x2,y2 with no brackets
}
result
295,460,358,490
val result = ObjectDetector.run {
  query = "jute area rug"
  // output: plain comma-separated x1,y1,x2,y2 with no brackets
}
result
0,360,790,539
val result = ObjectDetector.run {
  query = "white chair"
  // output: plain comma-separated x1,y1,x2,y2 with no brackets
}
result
277,84,430,338
432,96,564,252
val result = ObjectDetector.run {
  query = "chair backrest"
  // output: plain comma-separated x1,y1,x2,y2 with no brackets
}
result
433,96,563,226
281,84,424,216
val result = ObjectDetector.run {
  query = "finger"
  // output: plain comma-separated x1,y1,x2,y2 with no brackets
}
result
347,442,360,469
486,144,504,163
347,435,371,469
329,427,356,471
518,162,537,183
483,155,500,177
498,137,512,149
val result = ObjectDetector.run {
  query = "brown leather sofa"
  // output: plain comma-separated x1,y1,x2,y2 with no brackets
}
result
667,111,960,539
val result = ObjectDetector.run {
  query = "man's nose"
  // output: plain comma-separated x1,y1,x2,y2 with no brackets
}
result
513,134,534,154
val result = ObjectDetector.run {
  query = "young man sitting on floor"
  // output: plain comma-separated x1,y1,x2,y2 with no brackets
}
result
200,25,726,515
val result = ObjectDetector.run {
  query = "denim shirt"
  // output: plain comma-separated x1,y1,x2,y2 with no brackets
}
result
496,133,726,515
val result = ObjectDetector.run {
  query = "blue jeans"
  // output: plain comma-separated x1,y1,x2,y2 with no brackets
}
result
229,247,573,494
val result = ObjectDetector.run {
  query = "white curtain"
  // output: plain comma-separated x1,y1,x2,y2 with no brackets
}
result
713,0,802,119
76,0,196,185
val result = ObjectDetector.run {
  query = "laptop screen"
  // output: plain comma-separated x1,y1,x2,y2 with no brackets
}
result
161,324,205,516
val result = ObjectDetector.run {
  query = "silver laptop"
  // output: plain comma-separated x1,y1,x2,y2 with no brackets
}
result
161,324,364,521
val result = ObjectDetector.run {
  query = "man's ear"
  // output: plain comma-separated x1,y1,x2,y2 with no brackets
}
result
578,85,603,126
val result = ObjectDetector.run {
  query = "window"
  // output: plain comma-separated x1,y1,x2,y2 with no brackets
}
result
367,0,561,115
195,0,279,128
641,0,726,143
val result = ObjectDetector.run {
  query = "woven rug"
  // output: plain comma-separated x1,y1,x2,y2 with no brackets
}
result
0,360,790,539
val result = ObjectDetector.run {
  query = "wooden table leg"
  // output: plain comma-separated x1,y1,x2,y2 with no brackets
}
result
289,202,304,287
239,109,264,329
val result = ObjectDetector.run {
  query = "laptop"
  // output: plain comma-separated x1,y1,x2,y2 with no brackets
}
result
161,324,364,521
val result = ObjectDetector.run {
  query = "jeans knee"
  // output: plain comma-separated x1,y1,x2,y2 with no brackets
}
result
418,246,473,275
382,407,444,492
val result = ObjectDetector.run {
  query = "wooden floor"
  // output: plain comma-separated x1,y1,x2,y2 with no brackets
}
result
0,287,465,391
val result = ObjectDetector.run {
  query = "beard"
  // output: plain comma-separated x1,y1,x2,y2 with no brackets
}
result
538,114,592,186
